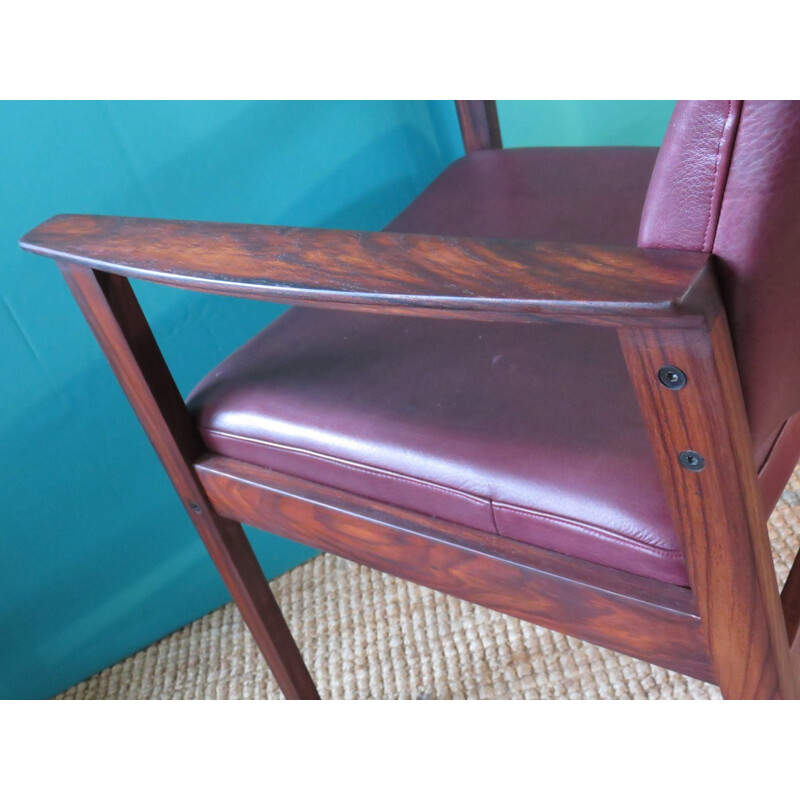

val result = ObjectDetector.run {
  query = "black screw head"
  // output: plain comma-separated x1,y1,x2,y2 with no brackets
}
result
658,365,687,390
189,502,202,514
679,450,706,471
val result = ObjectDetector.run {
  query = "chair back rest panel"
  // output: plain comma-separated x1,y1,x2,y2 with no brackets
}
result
639,101,800,460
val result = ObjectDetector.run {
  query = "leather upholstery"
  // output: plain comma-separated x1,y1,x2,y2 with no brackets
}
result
190,111,800,587
189,308,687,584
640,101,800,467
387,146,658,243
639,101,742,253
190,147,693,585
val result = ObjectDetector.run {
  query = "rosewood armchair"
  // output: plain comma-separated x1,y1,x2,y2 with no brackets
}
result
20,101,800,699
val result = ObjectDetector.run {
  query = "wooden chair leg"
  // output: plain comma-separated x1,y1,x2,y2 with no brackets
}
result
58,263,319,699
621,316,799,699
198,514,319,699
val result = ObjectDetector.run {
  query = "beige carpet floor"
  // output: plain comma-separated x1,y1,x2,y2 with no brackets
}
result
57,467,800,700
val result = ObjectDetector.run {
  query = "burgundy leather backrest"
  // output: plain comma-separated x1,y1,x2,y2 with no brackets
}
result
639,101,800,462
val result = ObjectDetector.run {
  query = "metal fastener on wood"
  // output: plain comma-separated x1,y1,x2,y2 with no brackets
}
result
679,450,705,471
658,365,687,390
189,502,202,513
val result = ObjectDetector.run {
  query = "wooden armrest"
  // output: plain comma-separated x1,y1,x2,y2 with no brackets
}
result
19,214,716,326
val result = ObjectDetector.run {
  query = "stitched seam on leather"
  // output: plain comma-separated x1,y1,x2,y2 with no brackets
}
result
202,429,675,553
493,502,684,559
702,100,733,251
488,501,500,536
201,429,491,510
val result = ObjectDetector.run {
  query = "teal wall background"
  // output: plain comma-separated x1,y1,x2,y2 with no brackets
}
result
0,100,675,699
498,101,675,147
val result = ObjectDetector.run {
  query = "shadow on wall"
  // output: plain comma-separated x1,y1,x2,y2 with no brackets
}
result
0,100,462,699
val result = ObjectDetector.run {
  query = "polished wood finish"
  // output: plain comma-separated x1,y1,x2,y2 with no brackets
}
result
196,455,713,682
17,237,797,698
19,107,800,698
620,310,799,699
455,101,502,153
57,263,319,699
20,215,714,327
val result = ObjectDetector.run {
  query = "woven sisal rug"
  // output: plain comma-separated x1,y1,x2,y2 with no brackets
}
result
57,468,800,700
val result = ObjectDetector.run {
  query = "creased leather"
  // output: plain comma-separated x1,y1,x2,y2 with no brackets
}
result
640,101,800,470
639,101,742,253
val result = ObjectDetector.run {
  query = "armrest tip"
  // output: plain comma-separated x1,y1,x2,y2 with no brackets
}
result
20,214,94,254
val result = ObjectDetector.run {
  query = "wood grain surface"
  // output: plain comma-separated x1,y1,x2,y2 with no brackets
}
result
197,454,714,682
20,214,714,326
58,264,320,699
620,313,799,699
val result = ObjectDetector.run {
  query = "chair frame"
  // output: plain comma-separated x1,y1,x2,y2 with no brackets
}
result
20,101,800,699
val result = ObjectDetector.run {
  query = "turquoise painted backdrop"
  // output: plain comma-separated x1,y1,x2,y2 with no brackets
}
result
1,100,675,699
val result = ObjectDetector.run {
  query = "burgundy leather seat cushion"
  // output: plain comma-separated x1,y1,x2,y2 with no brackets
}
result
190,308,687,584
189,146,702,585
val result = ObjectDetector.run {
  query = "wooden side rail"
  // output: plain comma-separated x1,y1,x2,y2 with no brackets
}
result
20,214,715,327
196,454,713,682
